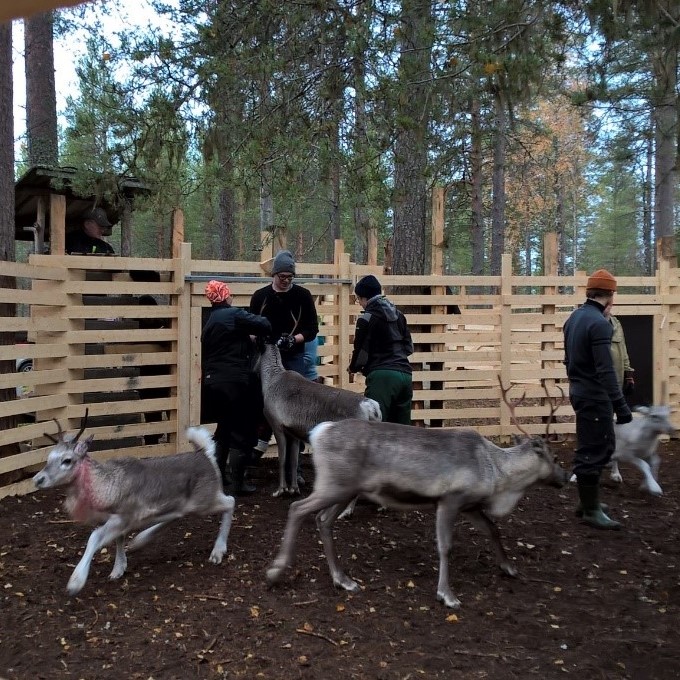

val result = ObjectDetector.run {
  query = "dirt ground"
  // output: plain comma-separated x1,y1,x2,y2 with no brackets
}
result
1,439,679,680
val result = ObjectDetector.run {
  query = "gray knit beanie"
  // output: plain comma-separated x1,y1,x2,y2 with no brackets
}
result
271,250,296,275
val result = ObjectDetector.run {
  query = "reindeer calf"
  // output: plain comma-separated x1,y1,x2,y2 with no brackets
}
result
33,420,235,596
267,418,568,609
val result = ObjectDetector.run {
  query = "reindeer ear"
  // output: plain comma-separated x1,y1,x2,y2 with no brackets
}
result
73,435,94,457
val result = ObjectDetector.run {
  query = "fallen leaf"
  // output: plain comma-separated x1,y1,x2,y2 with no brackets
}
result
303,622,314,632
336,604,345,612
406,580,415,588
250,606,260,618
446,614,459,623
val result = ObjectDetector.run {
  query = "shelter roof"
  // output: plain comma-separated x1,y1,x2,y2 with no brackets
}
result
14,165,149,242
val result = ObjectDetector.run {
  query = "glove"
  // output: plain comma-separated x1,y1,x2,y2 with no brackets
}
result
623,370,635,396
276,334,296,353
613,397,633,425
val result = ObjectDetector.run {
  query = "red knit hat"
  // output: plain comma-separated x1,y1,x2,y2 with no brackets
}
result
205,280,231,303
586,269,617,292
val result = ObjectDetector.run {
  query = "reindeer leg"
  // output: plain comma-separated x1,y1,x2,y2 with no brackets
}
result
272,430,288,497
288,439,301,495
466,509,517,577
208,492,236,564
631,457,663,495
128,521,172,552
609,459,623,483
267,492,348,585
434,498,462,608
109,537,128,580
316,502,360,592
68,514,130,596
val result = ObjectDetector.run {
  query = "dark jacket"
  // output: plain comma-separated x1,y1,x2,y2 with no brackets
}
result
349,295,413,376
65,230,115,255
249,284,318,356
563,298,625,403
201,304,271,385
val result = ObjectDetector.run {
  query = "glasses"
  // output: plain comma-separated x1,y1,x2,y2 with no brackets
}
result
276,273,294,281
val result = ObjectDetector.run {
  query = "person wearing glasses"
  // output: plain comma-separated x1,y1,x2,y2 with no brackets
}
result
249,250,319,483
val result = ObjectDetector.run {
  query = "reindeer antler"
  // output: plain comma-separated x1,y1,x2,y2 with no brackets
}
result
542,383,565,438
289,308,302,336
497,375,529,437
72,408,90,444
43,408,90,445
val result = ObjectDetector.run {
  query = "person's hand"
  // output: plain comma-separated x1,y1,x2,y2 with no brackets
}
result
276,334,296,353
623,370,635,396
613,397,633,425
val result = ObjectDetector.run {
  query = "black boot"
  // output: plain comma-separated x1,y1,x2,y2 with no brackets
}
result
576,475,621,530
215,444,232,491
229,448,256,496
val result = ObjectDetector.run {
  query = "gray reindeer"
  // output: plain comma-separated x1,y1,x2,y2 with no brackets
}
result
33,413,235,595
267,381,568,608
257,341,382,497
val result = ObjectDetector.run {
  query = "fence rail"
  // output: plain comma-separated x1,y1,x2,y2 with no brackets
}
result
1,241,678,499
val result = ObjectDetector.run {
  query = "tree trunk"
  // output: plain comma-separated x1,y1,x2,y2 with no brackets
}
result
24,11,58,167
392,0,434,276
490,87,507,276
0,20,20,468
651,35,677,240
470,96,485,276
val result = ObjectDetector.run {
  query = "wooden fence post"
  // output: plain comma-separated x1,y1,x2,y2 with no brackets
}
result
49,194,66,256
499,253,513,434
335,240,352,390
173,242,192,450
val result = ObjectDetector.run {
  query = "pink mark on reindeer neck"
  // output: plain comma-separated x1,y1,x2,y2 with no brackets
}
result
69,457,102,522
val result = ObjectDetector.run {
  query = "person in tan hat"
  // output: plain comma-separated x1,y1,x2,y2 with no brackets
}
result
65,206,115,255
563,268,632,530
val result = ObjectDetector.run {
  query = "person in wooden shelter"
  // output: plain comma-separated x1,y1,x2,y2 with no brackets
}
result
65,206,115,255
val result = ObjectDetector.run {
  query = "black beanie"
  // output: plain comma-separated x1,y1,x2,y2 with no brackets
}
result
355,275,382,298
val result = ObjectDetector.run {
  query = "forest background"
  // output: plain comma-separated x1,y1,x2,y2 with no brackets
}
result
0,0,678,278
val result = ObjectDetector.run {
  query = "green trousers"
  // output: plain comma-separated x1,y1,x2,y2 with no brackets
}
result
365,369,413,425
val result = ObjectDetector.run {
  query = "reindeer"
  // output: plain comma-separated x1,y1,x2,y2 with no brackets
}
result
266,380,568,608
257,337,382,497
33,412,235,596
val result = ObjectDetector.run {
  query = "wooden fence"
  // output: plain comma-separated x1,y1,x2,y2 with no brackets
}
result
1,239,679,498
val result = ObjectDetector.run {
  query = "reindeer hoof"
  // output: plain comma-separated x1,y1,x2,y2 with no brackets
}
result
500,563,518,578
273,488,286,498
66,574,86,596
643,483,663,496
610,473,623,483
436,590,461,608
266,564,285,585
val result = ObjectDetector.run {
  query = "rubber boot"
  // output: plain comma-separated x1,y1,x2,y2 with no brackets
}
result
574,502,609,517
229,448,256,496
576,475,621,530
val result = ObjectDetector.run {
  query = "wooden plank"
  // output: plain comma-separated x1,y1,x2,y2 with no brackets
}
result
0,260,66,280
0,394,68,419
0,367,69,391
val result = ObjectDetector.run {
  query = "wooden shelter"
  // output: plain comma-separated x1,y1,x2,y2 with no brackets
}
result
14,166,149,255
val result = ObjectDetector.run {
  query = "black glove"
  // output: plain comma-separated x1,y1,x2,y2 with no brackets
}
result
623,370,635,396
613,397,633,425
276,334,296,353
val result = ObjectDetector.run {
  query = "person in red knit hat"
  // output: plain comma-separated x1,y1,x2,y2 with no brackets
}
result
563,268,632,529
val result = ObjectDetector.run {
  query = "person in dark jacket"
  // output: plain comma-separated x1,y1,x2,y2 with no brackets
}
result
348,275,413,425
563,268,633,530
65,207,115,255
202,280,272,495
249,250,319,481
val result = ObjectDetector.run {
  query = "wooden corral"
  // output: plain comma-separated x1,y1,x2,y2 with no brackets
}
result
1,228,679,499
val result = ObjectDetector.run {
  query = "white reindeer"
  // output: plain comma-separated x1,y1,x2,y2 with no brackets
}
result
33,413,235,596
257,341,382,497
267,382,568,608
608,405,675,495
